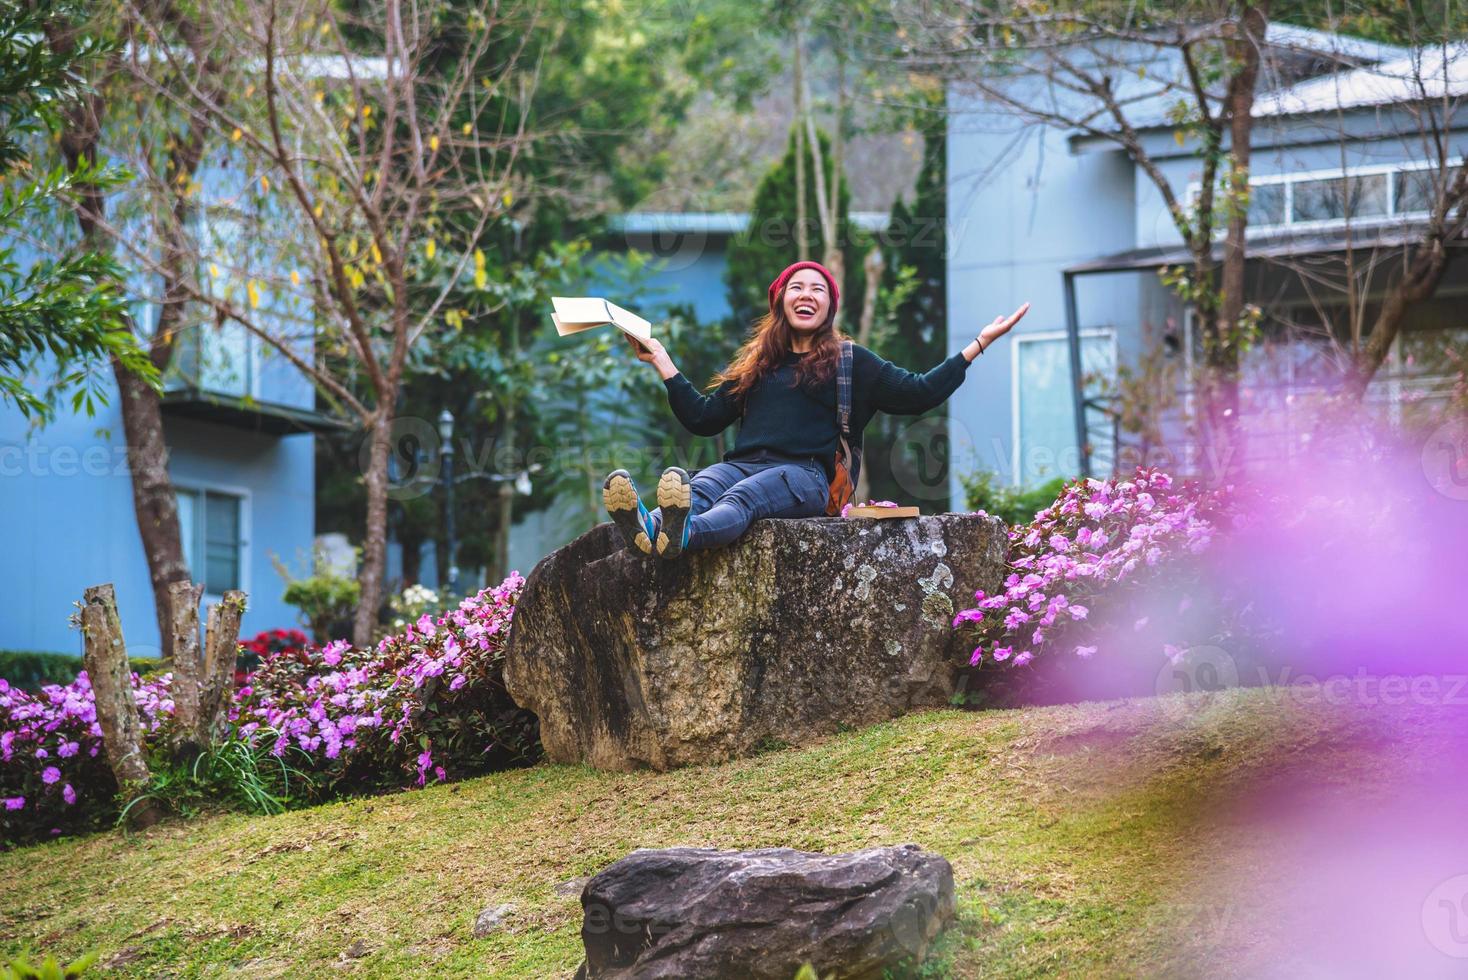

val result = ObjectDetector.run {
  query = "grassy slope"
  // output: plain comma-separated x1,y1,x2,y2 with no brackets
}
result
0,688,1451,978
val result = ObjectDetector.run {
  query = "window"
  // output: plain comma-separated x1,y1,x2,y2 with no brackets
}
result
1013,331,1116,486
1189,161,1457,235
1394,167,1463,216
1290,173,1388,223
1248,182,1286,226
176,488,245,594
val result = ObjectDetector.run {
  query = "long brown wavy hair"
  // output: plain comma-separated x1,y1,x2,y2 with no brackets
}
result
707,285,846,405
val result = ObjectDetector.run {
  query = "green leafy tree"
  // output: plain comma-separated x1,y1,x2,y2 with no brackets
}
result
308,0,719,593
0,3,152,421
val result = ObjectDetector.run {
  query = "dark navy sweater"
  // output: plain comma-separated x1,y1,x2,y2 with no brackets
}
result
662,345,972,481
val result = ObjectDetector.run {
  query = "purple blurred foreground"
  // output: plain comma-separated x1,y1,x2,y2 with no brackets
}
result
1166,416,1468,975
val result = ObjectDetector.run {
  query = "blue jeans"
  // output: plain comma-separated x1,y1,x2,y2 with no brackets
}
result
648,455,830,551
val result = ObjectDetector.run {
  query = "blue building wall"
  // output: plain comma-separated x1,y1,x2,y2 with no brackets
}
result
0,147,323,656
620,231,735,322
0,397,314,655
944,82,1139,498
946,48,1468,494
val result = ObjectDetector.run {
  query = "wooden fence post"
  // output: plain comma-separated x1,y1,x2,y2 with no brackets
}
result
80,584,163,829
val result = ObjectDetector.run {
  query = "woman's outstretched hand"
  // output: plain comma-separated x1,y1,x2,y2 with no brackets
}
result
627,334,678,380
964,302,1030,362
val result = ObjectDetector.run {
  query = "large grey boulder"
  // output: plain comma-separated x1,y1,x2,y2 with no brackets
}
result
573,844,956,980
503,513,1006,770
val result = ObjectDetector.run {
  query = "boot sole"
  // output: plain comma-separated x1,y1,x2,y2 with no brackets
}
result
603,471,653,555
655,467,692,558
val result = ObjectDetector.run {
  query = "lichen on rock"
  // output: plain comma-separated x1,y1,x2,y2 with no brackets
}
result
504,513,1008,770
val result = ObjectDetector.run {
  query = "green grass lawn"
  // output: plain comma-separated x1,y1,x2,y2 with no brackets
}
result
0,687,1453,978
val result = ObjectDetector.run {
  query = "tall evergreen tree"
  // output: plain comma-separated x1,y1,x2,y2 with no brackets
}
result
722,125,868,334
865,107,952,509
883,105,947,371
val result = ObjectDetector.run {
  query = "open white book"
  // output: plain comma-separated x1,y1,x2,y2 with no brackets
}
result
551,297,653,350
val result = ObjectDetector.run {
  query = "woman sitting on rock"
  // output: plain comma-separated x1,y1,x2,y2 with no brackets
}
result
603,260,1027,558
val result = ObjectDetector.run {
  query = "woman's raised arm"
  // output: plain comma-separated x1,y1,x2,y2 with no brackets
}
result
628,335,740,436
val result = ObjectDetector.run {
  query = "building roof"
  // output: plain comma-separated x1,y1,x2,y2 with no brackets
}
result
1254,43,1468,119
1064,220,1468,276
613,211,891,237
1066,25,1439,150
1259,23,1410,66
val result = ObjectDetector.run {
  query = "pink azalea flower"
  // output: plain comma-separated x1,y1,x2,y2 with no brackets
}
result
1013,651,1034,667
321,639,350,667
1003,609,1031,631
62,784,76,805
1074,645,1097,658
41,766,60,785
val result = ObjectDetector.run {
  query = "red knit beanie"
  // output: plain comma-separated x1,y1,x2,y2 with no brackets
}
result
767,260,840,317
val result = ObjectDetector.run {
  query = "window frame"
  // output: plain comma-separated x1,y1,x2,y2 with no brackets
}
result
1184,158,1456,237
1010,327,1118,487
173,481,252,602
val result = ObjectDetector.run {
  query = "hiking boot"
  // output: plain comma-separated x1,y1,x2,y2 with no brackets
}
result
602,469,654,555
655,466,692,559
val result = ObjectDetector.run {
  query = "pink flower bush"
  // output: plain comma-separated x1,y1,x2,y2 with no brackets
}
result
0,669,173,846
233,572,534,793
953,469,1232,671
1,574,535,848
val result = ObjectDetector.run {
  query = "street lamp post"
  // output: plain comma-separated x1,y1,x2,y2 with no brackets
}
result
438,409,459,595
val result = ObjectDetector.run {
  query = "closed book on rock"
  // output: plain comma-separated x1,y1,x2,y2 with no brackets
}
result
845,504,919,519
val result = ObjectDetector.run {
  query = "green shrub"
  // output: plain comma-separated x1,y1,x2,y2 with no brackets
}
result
959,470,1069,526
0,651,78,690
0,651,159,691
282,573,360,645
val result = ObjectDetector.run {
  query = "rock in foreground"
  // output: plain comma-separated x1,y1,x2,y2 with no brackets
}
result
504,514,1006,770
573,844,956,980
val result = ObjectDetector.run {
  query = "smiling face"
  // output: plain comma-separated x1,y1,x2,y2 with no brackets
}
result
780,267,832,335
